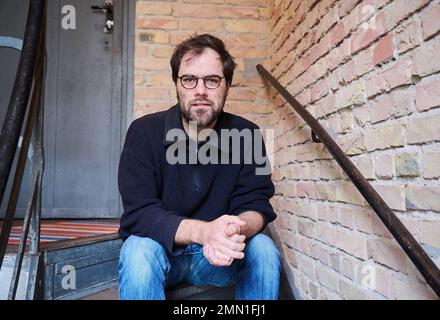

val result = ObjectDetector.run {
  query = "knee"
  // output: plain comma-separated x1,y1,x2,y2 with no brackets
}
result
119,236,169,278
245,233,280,269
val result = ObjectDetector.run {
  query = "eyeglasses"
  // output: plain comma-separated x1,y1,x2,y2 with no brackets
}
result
177,75,224,90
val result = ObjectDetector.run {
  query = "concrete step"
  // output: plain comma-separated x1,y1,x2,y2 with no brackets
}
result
81,284,235,300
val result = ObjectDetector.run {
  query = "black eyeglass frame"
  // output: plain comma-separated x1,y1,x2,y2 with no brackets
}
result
177,75,225,90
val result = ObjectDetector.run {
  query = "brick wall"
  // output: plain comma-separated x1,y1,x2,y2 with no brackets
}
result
134,0,271,128
270,0,440,299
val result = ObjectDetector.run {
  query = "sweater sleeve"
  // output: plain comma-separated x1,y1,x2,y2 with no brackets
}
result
118,119,186,255
228,127,276,227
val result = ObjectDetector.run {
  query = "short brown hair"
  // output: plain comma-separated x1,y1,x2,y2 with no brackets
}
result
170,34,237,87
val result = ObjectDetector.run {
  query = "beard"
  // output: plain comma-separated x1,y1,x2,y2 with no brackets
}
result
178,91,227,129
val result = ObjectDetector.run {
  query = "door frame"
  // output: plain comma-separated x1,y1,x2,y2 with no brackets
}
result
119,0,135,215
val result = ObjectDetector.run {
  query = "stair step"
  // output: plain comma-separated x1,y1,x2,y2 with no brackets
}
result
80,286,118,300
1,220,294,300
80,284,235,300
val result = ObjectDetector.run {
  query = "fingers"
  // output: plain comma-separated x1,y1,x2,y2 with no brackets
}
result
224,223,241,237
218,236,246,252
203,244,232,267
212,248,233,264
222,215,247,227
215,244,245,260
229,233,246,244
212,236,246,260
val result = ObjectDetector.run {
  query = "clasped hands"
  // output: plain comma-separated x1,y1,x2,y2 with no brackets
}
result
200,215,247,267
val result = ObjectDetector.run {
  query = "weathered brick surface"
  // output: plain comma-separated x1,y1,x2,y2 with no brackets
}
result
269,0,440,300
422,151,440,179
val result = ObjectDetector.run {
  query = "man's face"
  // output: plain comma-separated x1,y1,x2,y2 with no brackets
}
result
176,48,229,129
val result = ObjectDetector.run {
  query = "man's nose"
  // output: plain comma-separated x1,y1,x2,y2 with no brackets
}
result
194,79,208,96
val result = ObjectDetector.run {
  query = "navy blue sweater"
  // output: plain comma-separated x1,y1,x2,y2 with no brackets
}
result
118,104,276,255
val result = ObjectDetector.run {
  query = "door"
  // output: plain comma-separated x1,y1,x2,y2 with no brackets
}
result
42,0,133,218
0,0,133,219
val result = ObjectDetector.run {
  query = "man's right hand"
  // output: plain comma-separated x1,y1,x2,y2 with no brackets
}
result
196,215,247,267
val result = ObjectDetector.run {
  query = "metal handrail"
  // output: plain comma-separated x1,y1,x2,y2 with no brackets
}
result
257,64,440,298
0,0,46,299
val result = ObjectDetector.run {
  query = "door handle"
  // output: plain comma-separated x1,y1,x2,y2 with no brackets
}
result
91,1,114,34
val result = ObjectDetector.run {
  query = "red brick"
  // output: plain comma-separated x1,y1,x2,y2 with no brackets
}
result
180,19,224,32
173,4,218,17
420,221,440,247
406,185,440,212
330,21,346,47
331,227,368,259
413,38,440,77
169,31,197,45
407,114,440,144
422,3,440,39
309,78,330,102
354,47,374,77
383,0,430,31
422,152,440,179
134,87,170,100
366,59,413,98
364,124,405,151
228,87,258,101
338,0,361,18
372,184,406,211
136,3,172,15
396,19,423,54
367,238,410,273
225,0,267,6
315,7,339,42
341,59,356,84
373,33,394,65
370,88,414,123
136,18,178,30
375,154,395,180
224,19,267,33
351,11,386,55
223,34,261,47
218,6,260,18
416,76,440,112
336,80,366,109
384,60,412,89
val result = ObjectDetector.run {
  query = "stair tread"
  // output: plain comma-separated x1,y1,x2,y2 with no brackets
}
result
81,287,118,300
80,284,235,300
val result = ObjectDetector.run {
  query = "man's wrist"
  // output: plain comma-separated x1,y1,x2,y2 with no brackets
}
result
190,220,207,245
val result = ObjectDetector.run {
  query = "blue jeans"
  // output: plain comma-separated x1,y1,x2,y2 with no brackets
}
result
118,233,281,300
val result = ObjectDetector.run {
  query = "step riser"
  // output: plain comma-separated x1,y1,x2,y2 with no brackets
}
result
44,239,123,300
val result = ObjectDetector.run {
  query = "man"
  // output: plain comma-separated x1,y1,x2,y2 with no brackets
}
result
118,34,280,300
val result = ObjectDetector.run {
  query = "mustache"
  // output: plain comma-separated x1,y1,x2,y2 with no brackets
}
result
189,98,214,106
